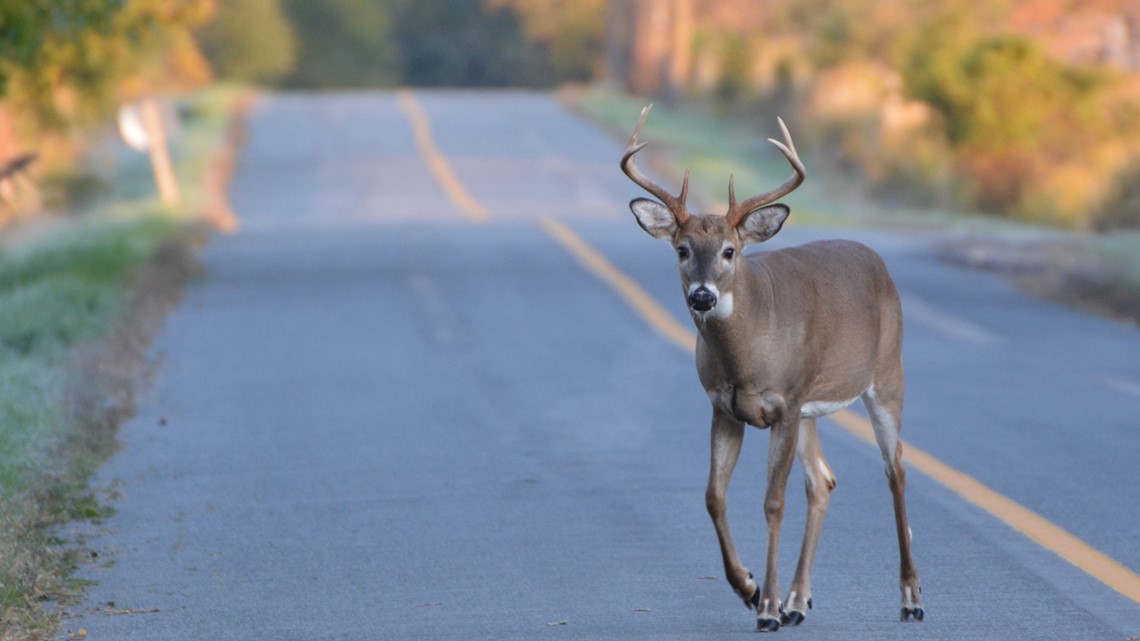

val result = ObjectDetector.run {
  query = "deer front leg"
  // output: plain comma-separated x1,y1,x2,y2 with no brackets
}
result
782,418,836,627
705,409,759,608
756,409,801,632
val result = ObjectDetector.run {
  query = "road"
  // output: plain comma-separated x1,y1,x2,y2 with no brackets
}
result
62,90,1140,640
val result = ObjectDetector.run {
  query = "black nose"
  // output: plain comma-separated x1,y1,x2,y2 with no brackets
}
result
688,287,717,312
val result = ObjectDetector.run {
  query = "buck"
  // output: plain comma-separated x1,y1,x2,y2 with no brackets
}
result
621,105,923,631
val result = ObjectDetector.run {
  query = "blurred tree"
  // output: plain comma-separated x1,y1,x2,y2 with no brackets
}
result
1094,160,1140,231
0,0,212,161
0,1,122,93
484,0,605,81
606,0,692,98
904,22,1105,212
198,0,296,85
395,1,549,86
279,0,400,88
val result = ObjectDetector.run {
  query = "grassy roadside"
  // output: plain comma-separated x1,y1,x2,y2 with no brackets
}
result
564,85,1140,326
0,85,243,641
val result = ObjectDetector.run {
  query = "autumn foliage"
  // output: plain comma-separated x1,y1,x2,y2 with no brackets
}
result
611,0,1140,228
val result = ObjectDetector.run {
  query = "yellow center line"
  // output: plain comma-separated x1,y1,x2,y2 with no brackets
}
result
538,217,696,352
396,89,489,222
540,214,1140,606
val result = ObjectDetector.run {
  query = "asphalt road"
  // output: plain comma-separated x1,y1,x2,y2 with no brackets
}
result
62,90,1140,640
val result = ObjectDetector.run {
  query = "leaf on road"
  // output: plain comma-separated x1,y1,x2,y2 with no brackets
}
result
104,607,160,616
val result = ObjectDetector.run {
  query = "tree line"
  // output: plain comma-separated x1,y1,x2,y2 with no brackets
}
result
609,0,1140,229
3,0,1139,229
201,0,604,89
0,0,604,202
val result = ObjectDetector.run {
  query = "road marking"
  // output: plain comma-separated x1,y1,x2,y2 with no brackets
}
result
538,216,695,352
396,89,489,222
538,215,1140,606
827,411,1140,604
1103,376,1140,399
901,293,1003,345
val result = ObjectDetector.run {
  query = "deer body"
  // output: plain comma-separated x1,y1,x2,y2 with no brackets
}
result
621,106,923,631
696,240,897,428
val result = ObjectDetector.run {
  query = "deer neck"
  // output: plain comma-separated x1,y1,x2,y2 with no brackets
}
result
692,261,778,376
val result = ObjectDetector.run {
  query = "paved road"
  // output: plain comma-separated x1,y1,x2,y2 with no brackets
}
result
63,91,1139,640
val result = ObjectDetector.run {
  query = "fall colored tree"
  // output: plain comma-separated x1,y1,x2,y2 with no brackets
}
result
199,0,296,85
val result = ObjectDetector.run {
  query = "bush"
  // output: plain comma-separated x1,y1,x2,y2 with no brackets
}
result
1093,160,1140,231
198,0,297,85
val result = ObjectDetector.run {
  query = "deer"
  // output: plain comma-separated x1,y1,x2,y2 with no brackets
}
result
620,105,923,631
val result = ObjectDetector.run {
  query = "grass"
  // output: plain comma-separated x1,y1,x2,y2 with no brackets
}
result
0,85,239,640
566,85,1140,325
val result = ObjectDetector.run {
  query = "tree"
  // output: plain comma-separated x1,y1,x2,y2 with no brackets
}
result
394,1,549,87
280,0,400,88
484,0,605,81
904,25,1105,212
0,1,126,90
0,0,212,165
198,0,296,85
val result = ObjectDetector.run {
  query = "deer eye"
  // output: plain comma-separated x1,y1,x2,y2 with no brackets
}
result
722,247,735,260
677,246,690,260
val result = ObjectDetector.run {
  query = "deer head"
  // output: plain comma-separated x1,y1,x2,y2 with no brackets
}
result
621,105,806,317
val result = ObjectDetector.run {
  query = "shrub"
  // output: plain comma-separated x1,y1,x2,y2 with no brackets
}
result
1093,160,1140,231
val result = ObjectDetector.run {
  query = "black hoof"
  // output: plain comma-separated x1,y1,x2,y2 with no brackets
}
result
748,587,761,610
757,617,781,633
780,610,805,627
900,606,925,622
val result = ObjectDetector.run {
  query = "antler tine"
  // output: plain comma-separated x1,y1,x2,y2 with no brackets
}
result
620,104,690,223
725,117,807,227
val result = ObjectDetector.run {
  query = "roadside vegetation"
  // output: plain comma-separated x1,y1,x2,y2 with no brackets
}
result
0,85,235,640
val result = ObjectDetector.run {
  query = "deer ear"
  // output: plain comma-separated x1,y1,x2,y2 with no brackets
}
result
737,204,789,244
630,198,678,241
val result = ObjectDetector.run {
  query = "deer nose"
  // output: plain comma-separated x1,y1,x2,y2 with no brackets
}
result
688,286,717,312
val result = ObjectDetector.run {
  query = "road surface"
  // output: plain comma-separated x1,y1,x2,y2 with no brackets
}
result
62,90,1140,640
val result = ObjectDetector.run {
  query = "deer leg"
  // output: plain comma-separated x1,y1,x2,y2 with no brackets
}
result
862,384,924,622
705,409,758,608
755,410,800,632
781,418,836,627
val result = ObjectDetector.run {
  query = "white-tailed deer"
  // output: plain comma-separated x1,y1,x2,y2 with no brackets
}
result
621,105,923,631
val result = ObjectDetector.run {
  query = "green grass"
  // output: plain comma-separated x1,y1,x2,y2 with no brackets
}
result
0,85,238,640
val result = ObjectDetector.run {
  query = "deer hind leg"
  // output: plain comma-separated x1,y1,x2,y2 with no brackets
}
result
861,383,924,622
781,418,836,627
705,409,759,609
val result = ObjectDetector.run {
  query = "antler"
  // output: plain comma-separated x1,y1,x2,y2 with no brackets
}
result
621,104,691,224
725,117,806,227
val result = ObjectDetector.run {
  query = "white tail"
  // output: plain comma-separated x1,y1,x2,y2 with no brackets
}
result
622,105,923,631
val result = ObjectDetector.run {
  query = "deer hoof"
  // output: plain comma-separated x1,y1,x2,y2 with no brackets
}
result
780,609,805,626
742,572,761,610
900,606,924,622
756,616,781,632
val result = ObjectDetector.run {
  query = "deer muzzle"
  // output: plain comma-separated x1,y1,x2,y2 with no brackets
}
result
688,286,718,312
